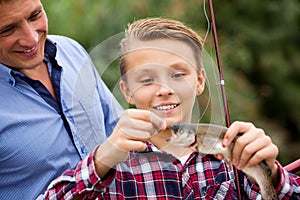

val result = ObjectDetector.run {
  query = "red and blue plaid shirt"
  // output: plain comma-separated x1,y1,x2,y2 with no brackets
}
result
39,143,300,200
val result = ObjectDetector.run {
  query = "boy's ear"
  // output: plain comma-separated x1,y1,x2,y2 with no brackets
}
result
119,80,135,104
196,69,206,96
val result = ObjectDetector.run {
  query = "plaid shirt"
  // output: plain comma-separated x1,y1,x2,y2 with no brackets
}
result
39,143,300,200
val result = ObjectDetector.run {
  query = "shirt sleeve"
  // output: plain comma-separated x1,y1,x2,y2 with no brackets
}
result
37,147,116,200
275,161,300,199
242,160,300,199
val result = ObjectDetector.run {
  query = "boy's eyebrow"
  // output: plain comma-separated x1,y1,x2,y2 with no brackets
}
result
169,61,199,72
132,62,191,73
131,67,154,74
169,61,190,69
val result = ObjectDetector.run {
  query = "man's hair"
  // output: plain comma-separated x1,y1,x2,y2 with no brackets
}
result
119,17,204,77
0,0,14,3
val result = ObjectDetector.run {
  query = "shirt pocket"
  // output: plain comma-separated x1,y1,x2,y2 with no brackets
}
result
72,90,107,152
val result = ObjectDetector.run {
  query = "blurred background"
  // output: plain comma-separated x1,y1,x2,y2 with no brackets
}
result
43,0,300,167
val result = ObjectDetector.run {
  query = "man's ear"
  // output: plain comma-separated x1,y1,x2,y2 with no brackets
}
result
196,68,206,96
119,80,135,105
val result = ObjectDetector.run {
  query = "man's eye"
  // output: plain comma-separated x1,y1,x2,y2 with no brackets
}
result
0,26,15,37
29,10,42,21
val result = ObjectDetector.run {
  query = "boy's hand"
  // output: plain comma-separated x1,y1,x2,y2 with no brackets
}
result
94,109,166,175
222,121,279,184
109,109,166,153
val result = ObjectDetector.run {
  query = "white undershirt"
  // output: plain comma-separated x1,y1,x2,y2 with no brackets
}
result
152,145,192,165
179,153,191,165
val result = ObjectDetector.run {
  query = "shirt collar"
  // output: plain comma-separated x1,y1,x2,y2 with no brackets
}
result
0,62,14,85
44,37,57,61
0,37,57,86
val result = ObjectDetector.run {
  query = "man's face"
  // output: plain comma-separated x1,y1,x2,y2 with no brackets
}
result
0,0,48,70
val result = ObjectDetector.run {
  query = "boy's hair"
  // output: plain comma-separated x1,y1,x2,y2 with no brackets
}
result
119,17,204,77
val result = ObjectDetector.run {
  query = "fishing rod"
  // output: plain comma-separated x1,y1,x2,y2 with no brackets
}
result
207,0,243,199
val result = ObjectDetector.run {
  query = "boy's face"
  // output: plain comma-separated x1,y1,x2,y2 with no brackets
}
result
0,0,48,69
120,39,206,127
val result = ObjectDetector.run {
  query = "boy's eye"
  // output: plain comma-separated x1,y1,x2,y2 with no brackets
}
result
172,72,185,78
140,78,154,84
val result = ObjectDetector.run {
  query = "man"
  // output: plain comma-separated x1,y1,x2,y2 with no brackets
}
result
0,0,122,199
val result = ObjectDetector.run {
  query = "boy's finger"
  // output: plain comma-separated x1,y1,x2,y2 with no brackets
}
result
214,154,224,160
223,121,253,146
127,109,166,132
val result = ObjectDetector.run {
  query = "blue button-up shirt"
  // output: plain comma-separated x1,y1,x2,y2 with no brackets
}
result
0,35,123,199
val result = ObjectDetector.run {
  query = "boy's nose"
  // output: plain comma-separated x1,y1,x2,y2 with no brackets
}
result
156,84,174,96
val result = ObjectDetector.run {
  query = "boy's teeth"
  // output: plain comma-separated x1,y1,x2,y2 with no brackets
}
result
156,104,178,110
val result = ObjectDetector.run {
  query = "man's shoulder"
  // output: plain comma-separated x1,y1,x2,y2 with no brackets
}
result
46,35,88,59
47,35,82,48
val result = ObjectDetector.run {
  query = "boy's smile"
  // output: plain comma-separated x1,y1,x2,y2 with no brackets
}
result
120,39,206,127
152,103,179,112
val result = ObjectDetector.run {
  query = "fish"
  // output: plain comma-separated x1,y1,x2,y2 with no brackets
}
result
169,123,278,200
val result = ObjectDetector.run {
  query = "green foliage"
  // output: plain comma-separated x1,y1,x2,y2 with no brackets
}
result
43,0,300,164
213,0,300,164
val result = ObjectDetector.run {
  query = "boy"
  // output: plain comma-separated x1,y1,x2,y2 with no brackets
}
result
41,18,300,199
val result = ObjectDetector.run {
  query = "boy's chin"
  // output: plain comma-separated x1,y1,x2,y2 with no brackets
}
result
165,118,188,128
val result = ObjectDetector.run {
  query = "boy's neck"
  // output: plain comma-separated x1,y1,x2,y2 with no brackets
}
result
150,129,194,159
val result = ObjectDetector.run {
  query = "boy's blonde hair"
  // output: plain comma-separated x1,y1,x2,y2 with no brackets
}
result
119,18,204,77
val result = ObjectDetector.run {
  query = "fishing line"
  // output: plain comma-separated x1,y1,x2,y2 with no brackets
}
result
193,0,213,124
199,0,225,125
202,0,210,43
203,0,243,199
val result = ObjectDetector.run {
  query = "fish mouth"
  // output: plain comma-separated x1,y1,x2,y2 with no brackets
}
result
152,103,179,111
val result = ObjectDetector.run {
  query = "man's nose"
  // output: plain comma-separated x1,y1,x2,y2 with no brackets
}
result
18,23,38,47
